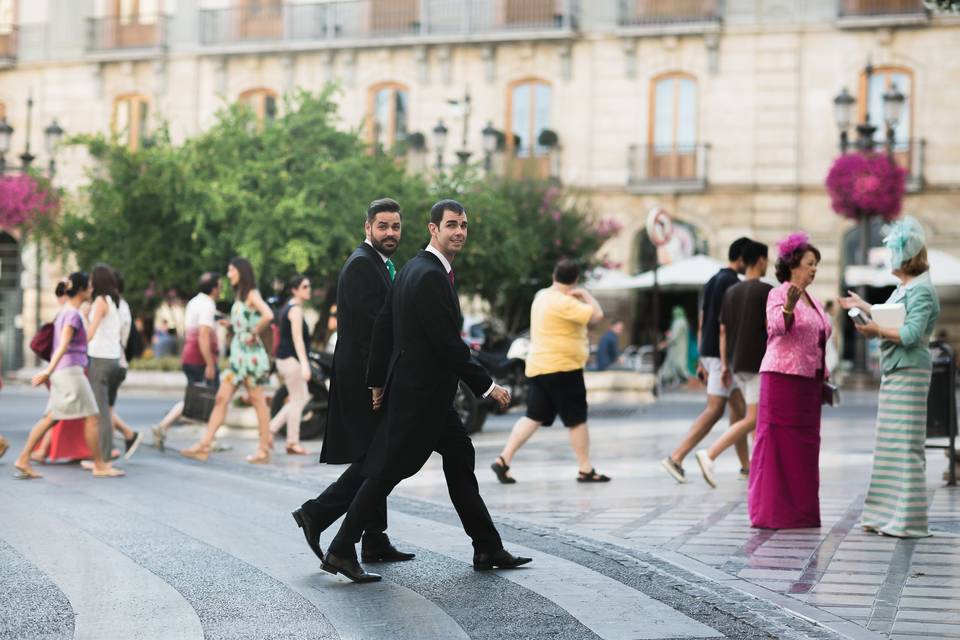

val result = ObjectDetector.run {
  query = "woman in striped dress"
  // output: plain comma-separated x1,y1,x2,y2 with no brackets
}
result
840,216,940,538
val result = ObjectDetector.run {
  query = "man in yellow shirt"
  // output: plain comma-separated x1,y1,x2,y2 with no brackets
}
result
491,260,610,483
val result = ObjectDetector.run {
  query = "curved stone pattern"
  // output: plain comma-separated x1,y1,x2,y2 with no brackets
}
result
0,539,74,640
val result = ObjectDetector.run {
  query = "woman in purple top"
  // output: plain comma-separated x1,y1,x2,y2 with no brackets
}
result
748,232,832,529
13,272,124,479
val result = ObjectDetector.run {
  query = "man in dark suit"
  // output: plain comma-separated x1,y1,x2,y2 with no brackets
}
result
292,198,414,564
321,199,532,583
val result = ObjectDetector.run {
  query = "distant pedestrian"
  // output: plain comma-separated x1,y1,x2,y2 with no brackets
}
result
86,265,138,467
660,238,750,483
269,273,313,455
491,259,610,484
748,232,830,529
695,240,772,487
107,270,143,461
658,306,692,387
14,272,123,478
181,258,274,464
840,217,939,537
595,320,624,371
152,271,222,450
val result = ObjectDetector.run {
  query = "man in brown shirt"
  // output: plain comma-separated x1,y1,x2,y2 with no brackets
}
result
696,240,772,487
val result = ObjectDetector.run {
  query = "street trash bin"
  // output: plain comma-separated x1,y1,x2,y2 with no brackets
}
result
925,340,957,486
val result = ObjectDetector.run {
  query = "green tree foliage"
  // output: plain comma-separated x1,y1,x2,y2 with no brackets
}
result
46,87,618,330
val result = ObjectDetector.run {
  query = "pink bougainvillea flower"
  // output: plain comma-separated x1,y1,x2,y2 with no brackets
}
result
0,174,59,229
825,153,906,222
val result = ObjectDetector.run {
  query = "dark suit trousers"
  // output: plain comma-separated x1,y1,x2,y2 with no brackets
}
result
329,409,503,557
301,459,389,548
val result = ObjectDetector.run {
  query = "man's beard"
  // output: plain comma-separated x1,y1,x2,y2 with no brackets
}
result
371,236,398,256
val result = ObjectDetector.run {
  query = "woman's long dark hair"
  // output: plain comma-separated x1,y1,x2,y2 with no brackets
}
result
61,272,89,298
90,264,120,305
230,257,257,302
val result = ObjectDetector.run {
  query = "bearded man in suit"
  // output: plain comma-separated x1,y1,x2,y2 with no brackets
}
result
292,198,414,564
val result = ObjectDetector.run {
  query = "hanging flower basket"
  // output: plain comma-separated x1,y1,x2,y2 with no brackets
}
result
825,152,906,222
0,174,59,230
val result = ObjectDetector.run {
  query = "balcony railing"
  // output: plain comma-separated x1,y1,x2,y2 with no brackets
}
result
838,0,926,16
0,26,16,64
86,15,169,52
618,0,720,27
200,1,578,46
627,143,708,192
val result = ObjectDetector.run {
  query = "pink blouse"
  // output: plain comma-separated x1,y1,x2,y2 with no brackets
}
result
759,282,832,379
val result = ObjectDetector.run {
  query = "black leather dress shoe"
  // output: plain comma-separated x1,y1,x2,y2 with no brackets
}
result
291,508,324,562
361,542,416,563
473,549,533,571
322,552,382,583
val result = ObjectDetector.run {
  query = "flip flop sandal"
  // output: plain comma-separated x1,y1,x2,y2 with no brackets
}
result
92,468,126,478
577,469,611,483
13,467,42,480
490,457,516,484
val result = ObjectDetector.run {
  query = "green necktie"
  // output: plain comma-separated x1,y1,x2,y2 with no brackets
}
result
385,258,396,281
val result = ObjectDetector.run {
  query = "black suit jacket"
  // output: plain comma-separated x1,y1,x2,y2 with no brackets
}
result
363,250,491,481
320,243,392,464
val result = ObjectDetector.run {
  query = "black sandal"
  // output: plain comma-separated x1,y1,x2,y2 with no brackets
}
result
577,468,611,483
491,457,517,484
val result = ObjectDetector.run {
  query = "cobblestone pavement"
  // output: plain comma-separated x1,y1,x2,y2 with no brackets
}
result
1,385,957,639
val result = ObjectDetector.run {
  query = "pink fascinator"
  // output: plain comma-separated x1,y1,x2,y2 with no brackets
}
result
777,231,809,259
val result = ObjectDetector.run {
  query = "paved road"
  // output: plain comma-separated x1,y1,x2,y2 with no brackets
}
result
0,385,956,639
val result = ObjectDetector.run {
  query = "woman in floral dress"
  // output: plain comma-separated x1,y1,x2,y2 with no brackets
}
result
182,258,275,464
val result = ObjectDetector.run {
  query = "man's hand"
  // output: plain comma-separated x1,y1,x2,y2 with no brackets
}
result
721,366,733,389
371,387,384,411
204,362,216,382
489,385,511,410
568,288,587,301
696,361,707,384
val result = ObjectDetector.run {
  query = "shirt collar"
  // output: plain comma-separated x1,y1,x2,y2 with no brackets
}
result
425,243,452,274
364,239,390,263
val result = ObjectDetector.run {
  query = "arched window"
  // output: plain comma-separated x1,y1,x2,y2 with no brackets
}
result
507,78,552,158
649,72,697,179
367,82,409,150
239,88,278,129
112,94,150,151
858,66,913,169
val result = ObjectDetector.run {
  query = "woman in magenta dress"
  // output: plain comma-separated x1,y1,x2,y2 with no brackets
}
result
748,232,831,529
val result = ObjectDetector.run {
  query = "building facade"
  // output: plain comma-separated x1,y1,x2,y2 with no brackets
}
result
1,0,959,367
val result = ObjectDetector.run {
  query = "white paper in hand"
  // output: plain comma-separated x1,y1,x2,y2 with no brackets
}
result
870,303,905,329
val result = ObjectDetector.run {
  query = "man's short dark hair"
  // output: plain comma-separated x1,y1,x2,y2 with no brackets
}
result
198,271,221,295
366,198,402,223
728,237,751,262
742,241,769,267
430,199,466,226
553,259,580,285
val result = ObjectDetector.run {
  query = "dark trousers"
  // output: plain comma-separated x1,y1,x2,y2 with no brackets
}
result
329,410,503,557
301,458,389,548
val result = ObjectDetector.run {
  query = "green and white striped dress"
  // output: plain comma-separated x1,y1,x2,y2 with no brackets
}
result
860,368,932,537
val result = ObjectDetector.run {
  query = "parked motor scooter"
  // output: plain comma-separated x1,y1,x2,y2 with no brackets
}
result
454,333,529,434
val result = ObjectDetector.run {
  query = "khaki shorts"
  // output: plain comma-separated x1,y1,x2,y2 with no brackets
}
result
734,372,761,405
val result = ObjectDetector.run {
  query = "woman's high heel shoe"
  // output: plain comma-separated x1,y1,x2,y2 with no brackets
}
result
246,448,272,465
180,444,211,462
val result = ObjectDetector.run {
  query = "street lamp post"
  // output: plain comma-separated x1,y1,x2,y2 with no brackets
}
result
832,64,905,379
481,121,498,174
447,89,472,166
432,119,448,171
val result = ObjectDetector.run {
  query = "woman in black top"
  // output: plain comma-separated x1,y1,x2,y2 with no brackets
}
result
269,274,312,454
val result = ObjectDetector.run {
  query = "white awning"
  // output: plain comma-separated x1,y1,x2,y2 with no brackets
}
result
844,249,960,287
586,255,725,291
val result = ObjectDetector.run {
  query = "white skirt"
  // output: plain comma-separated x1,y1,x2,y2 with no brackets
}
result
45,366,99,420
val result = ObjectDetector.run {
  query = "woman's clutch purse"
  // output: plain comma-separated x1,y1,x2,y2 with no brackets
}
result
822,382,840,407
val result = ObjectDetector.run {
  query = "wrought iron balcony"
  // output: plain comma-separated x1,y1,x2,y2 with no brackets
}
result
0,26,16,66
836,0,928,27
618,0,720,33
627,143,709,193
199,0,578,48
86,15,169,53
